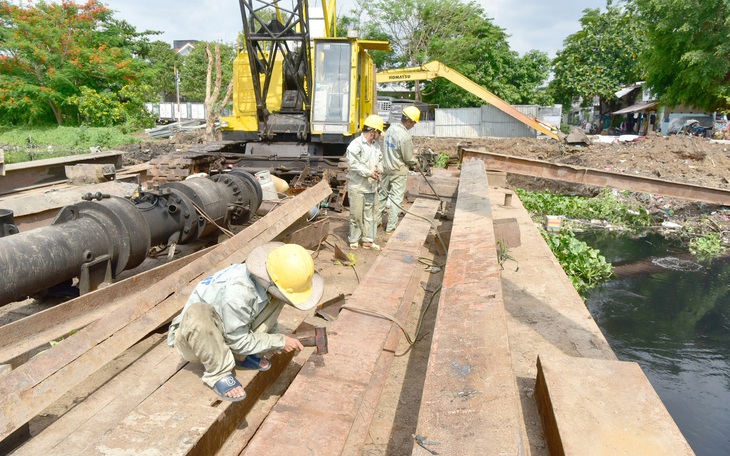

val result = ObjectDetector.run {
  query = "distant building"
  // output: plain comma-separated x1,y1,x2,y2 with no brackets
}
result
173,40,198,56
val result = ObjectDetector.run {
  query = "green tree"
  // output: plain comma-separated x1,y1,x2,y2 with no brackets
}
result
361,0,549,107
549,3,645,114
631,0,730,112
0,0,151,126
178,42,235,102
505,50,553,106
139,41,180,102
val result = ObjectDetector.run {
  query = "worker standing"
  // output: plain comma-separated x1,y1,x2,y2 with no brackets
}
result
377,106,419,234
346,114,385,250
167,242,324,402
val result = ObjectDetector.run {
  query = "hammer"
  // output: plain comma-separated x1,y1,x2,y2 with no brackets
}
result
296,327,328,355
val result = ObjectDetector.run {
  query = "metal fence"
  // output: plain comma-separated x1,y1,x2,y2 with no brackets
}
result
145,102,207,121
417,105,561,138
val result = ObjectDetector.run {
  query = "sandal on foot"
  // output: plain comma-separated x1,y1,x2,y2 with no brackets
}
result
238,355,271,371
212,374,246,402
349,243,359,250
362,243,381,251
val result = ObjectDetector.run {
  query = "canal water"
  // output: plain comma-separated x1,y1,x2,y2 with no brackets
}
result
579,231,730,456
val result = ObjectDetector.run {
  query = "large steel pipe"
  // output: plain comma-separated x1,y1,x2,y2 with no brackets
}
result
0,197,151,304
0,171,263,306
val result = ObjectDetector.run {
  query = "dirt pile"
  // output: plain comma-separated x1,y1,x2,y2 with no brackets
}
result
415,133,730,190
415,134,730,230
121,130,207,166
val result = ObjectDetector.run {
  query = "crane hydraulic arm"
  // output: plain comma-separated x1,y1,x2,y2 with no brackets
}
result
376,61,562,140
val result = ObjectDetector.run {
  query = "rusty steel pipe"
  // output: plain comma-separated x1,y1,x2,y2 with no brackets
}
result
0,171,262,306
0,197,150,304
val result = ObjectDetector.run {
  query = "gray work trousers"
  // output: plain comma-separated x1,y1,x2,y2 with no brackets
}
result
172,299,284,387
348,189,377,244
378,173,407,232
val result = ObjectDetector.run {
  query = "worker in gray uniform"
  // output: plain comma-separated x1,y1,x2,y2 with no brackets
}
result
167,242,324,402
346,114,385,251
377,105,420,234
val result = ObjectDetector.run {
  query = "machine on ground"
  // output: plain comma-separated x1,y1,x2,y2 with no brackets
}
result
218,0,390,174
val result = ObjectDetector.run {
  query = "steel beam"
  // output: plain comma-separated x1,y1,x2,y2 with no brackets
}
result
412,158,528,455
461,149,730,206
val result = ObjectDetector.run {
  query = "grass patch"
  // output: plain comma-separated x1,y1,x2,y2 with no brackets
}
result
0,126,141,164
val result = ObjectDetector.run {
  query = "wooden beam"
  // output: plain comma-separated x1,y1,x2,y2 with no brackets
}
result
535,354,694,456
0,181,332,440
242,198,440,455
90,307,307,456
10,335,185,455
412,158,527,455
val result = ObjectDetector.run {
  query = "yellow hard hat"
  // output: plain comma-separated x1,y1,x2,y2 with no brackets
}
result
265,244,321,309
402,106,420,123
363,114,385,132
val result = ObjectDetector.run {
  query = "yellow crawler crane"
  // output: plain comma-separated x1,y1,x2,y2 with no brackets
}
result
220,0,390,172
376,60,562,140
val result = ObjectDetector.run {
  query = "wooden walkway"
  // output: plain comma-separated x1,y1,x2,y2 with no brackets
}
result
412,159,527,455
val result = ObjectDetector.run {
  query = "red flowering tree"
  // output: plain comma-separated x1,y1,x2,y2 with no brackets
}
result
0,0,150,125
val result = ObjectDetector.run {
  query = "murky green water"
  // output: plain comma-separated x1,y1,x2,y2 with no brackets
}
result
579,231,730,456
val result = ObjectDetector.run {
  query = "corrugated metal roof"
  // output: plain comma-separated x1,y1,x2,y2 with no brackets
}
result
612,101,659,115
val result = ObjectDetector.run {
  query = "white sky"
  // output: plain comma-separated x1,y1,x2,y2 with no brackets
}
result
104,0,607,58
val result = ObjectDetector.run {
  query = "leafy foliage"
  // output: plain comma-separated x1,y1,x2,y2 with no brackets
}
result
360,0,552,106
68,83,155,128
689,232,727,261
178,41,235,102
139,41,180,102
516,188,653,228
0,0,155,126
541,228,614,294
434,152,449,168
630,0,730,112
549,3,645,110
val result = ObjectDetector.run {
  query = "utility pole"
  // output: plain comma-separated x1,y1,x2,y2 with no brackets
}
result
175,63,181,123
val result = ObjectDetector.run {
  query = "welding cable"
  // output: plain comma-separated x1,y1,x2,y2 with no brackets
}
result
416,164,446,200
192,201,235,238
387,197,448,254
340,281,442,350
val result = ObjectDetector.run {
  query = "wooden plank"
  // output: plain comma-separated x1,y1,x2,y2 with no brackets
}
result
216,348,312,456
0,152,124,195
412,159,527,455
535,354,695,456
94,307,307,456
0,180,332,440
340,251,425,456
242,198,440,455
11,335,185,455
0,247,212,366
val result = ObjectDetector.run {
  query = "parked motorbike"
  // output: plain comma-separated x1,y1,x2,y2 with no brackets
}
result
667,118,713,138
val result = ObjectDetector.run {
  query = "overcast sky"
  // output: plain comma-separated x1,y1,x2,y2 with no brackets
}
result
105,0,607,58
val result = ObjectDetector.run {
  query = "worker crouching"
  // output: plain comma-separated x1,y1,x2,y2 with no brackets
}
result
167,242,324,402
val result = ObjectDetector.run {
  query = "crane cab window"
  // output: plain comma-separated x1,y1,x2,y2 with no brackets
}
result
312,42,352,125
